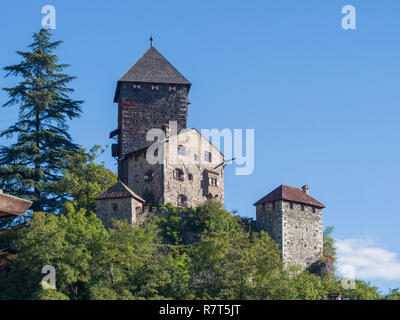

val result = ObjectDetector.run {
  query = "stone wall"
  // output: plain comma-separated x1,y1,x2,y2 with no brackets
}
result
282,202,323,268
256,200,323,268
95,197,143,229
123,129,224,208
256,201,284,244
163,129,224,207
117,83,189,160
126,149,164,203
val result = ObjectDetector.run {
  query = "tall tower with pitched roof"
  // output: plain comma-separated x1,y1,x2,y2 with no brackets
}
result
110,46,191,179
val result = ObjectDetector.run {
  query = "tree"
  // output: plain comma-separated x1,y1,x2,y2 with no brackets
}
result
0,28,83,213
0,204,108,300
55,145,117,213
341,280,382,300
385,288,400,300
323,226,336,260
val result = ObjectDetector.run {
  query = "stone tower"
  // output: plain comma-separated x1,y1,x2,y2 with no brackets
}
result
95,44,225,227
110,46,191,180
95,181,145,229
254,185,325,268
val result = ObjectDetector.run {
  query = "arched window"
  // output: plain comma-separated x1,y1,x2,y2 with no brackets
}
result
144,170,154,182
173,168,184,181
177,195,187,207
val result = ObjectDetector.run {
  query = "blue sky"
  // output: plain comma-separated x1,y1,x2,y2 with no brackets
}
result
1,1,400,293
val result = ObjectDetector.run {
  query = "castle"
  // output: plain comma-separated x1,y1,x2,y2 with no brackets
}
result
95,44,325,269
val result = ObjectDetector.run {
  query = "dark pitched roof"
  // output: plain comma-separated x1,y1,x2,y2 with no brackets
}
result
114,47,191,102
94,181,145,202
253,185,325,208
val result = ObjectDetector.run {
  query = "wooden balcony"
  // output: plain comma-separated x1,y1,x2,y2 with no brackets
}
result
0,190,32,219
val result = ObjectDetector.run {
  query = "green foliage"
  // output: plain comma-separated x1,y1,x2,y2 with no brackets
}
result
341,280,382,300
323,225,336,260
385,288,400,300
159,207,184,244
55,145,117,212
0,29,83,213
0,200,384,300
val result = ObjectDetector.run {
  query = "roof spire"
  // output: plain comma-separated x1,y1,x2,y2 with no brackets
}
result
149,34,154,47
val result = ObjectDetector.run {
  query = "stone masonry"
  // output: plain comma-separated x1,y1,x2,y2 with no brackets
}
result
254,185,324,268
96,43,325,271
122,128,224,208
111,46,191,178
95,181,145,229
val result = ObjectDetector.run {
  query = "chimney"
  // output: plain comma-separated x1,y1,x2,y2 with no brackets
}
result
161,124,170,138
302,185,309,195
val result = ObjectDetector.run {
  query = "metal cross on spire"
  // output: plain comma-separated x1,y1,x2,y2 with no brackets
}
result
150,34,154,47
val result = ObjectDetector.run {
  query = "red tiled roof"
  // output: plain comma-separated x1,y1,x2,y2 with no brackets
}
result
253,185,325,208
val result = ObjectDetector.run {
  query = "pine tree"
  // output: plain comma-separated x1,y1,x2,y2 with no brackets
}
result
0,29,83,212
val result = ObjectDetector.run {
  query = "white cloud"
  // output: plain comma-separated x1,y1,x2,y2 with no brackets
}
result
336,238,400,281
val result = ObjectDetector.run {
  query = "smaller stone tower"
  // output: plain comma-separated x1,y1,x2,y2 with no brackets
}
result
254,185,325,268
95,181,145,229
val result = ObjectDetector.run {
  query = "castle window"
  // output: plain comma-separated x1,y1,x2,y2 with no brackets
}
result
178,145,186,156
177,195,187,207
188,174,193,181
301,205,305,211
204,151,212,163
289,202,293,209
209,177,218,187
312,207,316,213
169,85,176,92
173,168,184,181
272,202,276,209
144,170,154,182
112,203,118,212
133,83,141,90
151,85,159,91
